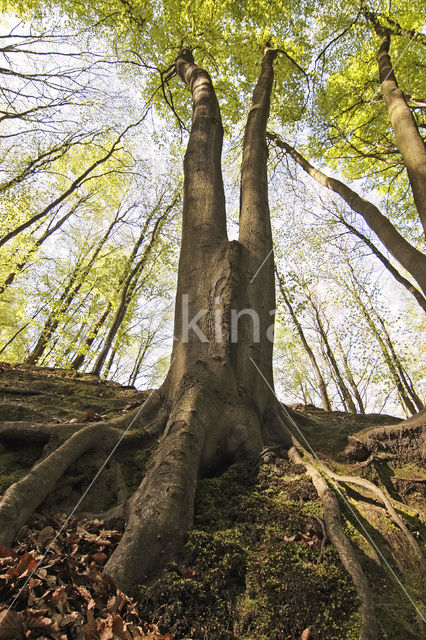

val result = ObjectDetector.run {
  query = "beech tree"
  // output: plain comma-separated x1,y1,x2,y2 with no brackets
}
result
0,4,425,639
2,45,425,640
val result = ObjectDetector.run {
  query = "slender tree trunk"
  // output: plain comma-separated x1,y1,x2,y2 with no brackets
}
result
70,304,112,370
347,266,424,412
309,297,358,414
24,213,120,365
276,268,331,411
128,338,151,386
375,28,426,234
91,200,175,376
0,143,118,247
69,201,156,370
344,276,417,415
0,202,80,295
333,330,365,414
332,209,426,313
268,134,426,294
103,348,116,379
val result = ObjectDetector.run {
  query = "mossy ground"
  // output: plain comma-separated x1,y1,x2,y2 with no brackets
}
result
0,366,424,639
136,461,361,640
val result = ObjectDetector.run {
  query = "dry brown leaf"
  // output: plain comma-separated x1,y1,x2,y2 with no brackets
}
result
0,608,25,640
37,526,55,548
83,611,99,640
7,552,38,579
92,552,108,565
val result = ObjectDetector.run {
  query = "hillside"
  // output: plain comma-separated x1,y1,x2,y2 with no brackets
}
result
0,364,424,639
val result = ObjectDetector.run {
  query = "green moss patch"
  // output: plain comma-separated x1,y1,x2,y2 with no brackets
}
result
137,461,360,640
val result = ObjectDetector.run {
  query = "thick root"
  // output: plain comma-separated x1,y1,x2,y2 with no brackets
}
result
104,378,264,592
328,472,425,569
288,446,378,640
104,385,208,592
0,422,109,546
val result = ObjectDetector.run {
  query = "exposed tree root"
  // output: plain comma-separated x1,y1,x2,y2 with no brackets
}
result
0,422,52,443
287,445,378,640
327,471,425,569
0,422,108,546
0,396,162,546
289,433,425,569
104,372,264,592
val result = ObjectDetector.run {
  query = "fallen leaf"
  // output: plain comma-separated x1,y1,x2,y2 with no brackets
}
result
0,609,25,640
83,610,98,640
92,552,108,565
7,552,38,579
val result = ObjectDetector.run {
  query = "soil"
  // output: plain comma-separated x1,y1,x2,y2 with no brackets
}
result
0,364,424,639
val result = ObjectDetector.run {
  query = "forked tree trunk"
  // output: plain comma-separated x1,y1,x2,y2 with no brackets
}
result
104,47,282,591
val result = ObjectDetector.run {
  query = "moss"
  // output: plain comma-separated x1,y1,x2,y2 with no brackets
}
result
136,462,360,640
0,440,43,492
116,445,151,494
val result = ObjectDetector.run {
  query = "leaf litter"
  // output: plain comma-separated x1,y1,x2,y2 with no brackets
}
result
0,513,174,640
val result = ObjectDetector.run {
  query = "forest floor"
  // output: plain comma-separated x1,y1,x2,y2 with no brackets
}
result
0,364,424,640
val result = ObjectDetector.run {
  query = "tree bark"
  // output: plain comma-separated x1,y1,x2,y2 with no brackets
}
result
268,134,426,295
375,28,426,235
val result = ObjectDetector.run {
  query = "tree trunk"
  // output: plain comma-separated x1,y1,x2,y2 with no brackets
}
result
268,134,426,294
91,199,175,376
24,212,120,365
276,267,332,411
70,201,154,370
70,303,112,371
347,266,424,412
375,28,426,234
332,209,426,313
345,275,417,416
333,330,365,414
309,295,358,414
0,198,82,295
104,47,281,591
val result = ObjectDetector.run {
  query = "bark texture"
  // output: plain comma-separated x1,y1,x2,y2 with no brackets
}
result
375,28,426,234
104,48,279,591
